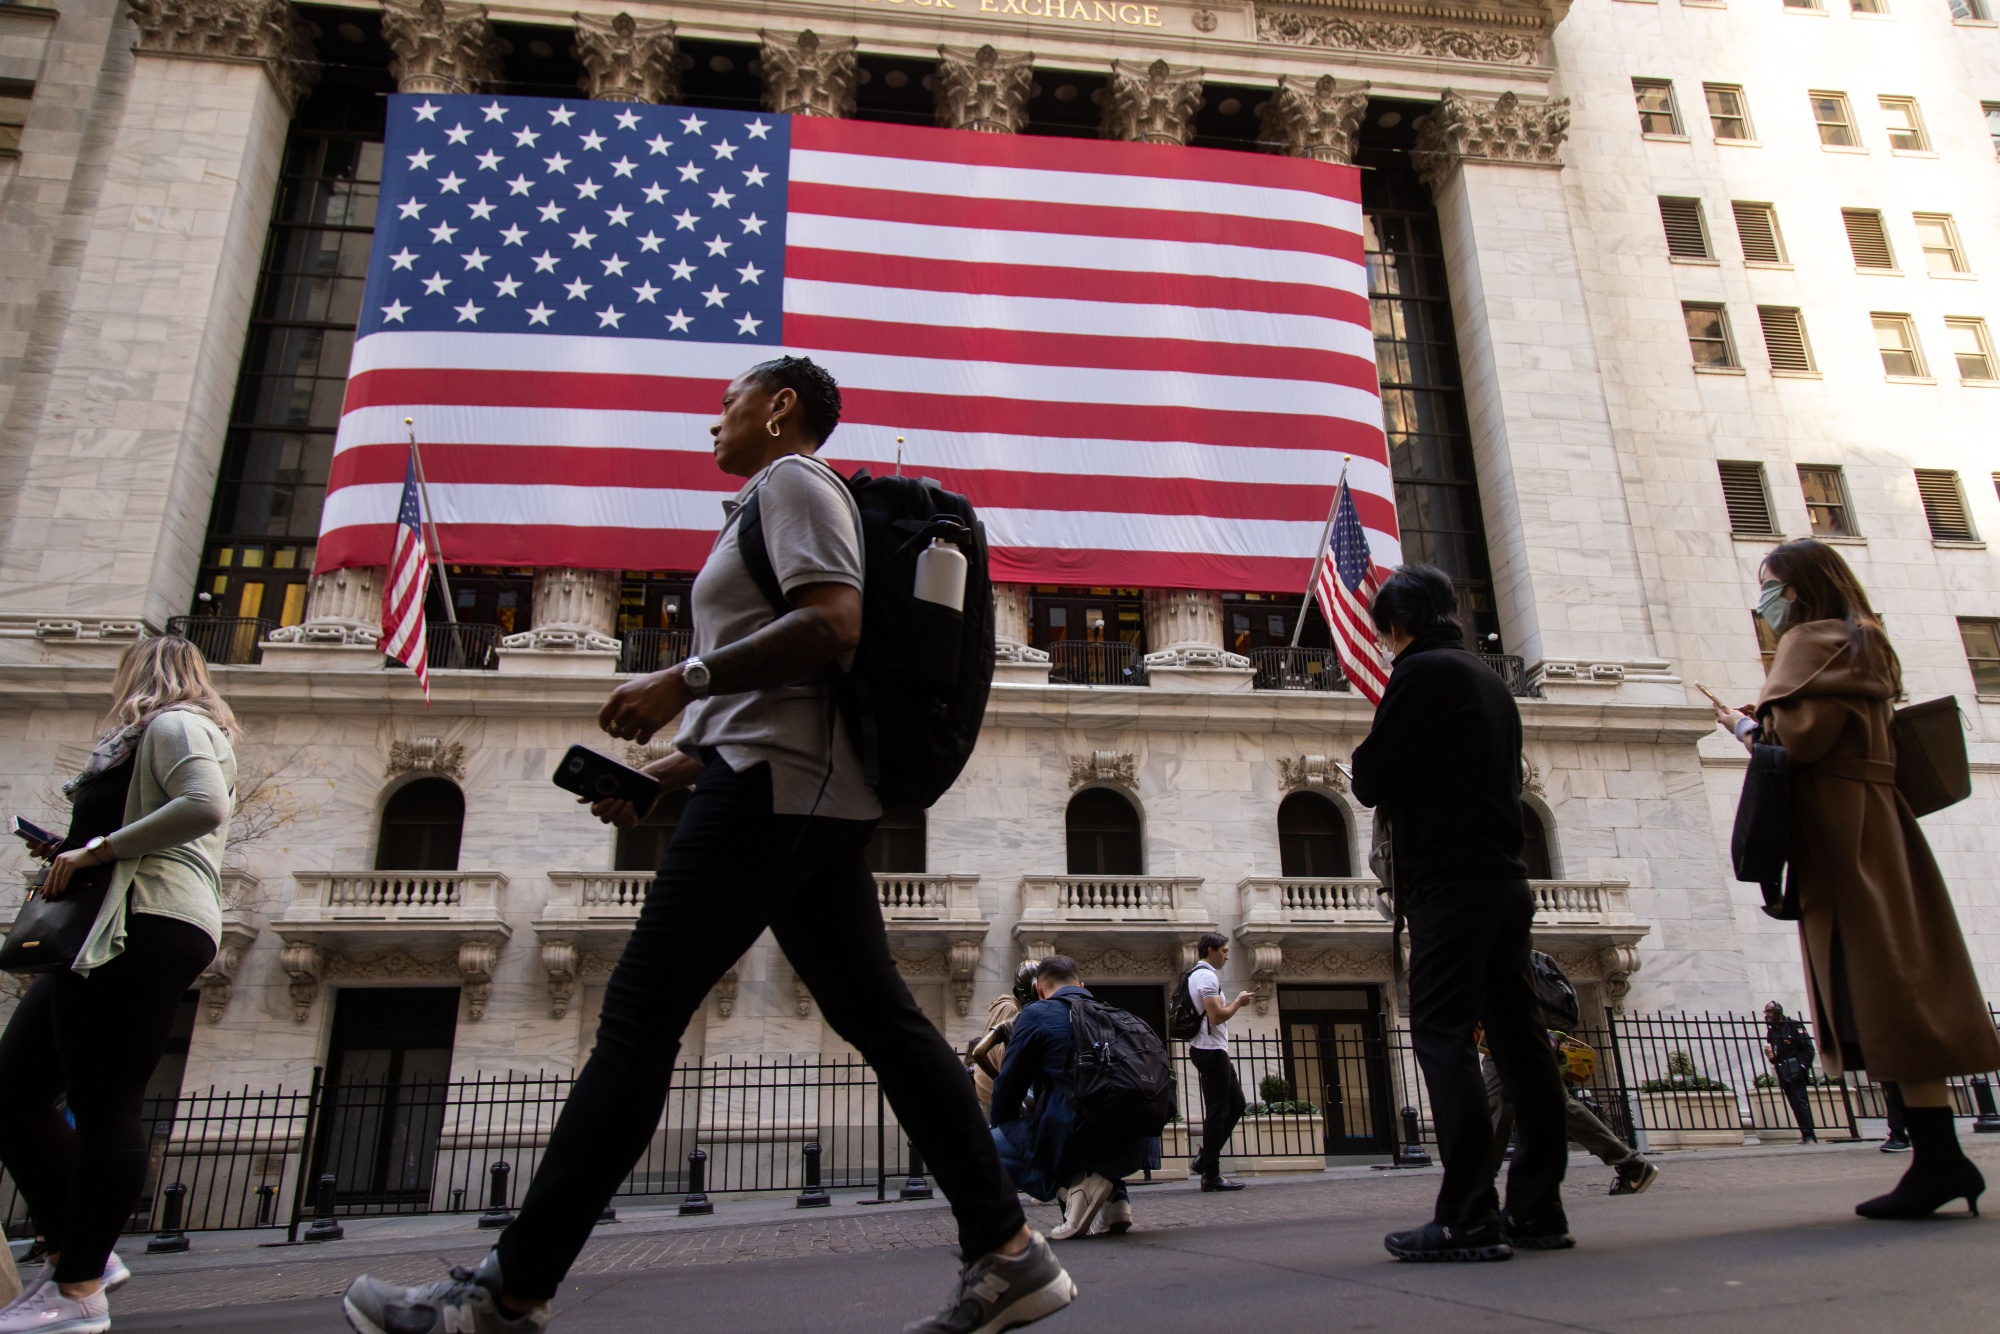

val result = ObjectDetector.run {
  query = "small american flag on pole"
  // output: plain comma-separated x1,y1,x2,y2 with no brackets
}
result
381,455,431,699
1313,475,1391,704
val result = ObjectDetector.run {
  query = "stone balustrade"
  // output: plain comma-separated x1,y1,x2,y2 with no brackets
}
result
1015,874,1215,958
275,870,510,1022
286,870,506,922
1238,876,1635,928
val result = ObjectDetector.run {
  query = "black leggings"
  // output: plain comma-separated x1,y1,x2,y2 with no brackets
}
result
0,913,214,1283
495,757,1023,1301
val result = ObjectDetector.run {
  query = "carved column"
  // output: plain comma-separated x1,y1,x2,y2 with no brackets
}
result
1143,590,1250,687
507,567,620,654
1099,59,1204,146
759,30,858,119
1259,75,1370,165
991,583,1049,683
934,45,1032,134
267,565,381,648
572,12,681,104
380,0,503,95
1411,90,1569,189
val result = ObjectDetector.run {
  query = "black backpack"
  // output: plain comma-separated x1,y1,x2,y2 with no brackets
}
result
738,459,995,809
1527,950,1582,1033
1058,993,1177,1140
1166,965,1205,1042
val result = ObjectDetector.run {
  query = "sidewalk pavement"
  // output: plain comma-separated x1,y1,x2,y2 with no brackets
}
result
71,1139,1999,1332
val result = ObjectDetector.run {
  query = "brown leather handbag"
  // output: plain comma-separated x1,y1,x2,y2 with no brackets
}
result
1893,696,1971,818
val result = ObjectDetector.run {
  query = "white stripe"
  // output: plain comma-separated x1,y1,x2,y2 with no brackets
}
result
785,212,1366,295
324,482,736,533
782,278,1377,363
789,148,1364,234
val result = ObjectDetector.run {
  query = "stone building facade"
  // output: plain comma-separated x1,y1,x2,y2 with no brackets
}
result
1,0,1996,1120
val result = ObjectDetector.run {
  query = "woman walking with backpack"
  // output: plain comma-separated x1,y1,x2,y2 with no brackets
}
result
0,637,238,1334
1710,539,2000,1217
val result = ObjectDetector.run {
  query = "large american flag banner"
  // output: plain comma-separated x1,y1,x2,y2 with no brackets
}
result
324,94,1398,591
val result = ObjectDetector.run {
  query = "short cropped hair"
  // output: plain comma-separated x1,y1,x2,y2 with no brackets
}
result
1036,955,1082,987
1196,931,1228,959
745,355,842,445
1369,563,1461,640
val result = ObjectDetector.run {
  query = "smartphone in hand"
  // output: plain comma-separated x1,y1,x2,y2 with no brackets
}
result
552,745,663,811
10,816,57,846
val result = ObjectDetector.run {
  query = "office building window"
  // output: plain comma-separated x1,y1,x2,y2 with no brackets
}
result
1960,620,2000,695
1949,0,1991,19
1633,79,1683,135
1718,461,1780,536
1797,466,1857,537
1916,469,1977,541
1658,197,1713,259
1758,307,1817,373
1732,202,1787,264
0,80,28,154
1872,314,1926,377
1984,102,2000,155
1849,0,1887,12
1704,85,1753,140
1879,97,1929,151
1945,318,1997,381
1683,303,1739,368
1783,0,1821,9
1913,214,1968,274
1811,92,1859,147
1842,210,1896,269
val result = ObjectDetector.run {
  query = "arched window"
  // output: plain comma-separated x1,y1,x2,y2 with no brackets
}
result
866,808,926,874
1066,788,1142,875
376,778,464,871
615,790,692,872
1520,803,1555,880
1278,792,1350,877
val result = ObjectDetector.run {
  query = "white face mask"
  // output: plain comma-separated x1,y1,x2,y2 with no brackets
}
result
1756,579,1790,632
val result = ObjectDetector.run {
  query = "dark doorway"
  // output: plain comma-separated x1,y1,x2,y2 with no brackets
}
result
376,777,464,871
316,987,460,1211
1278,792,1351,877
1521,804,1554,880
1089,983,1167,1042
865,808,926,874
615,789,691,872
1066,788,1143,875
1278,985,1393,1154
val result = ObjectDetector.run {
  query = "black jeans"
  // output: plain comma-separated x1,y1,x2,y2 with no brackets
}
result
0,913,215,1283
1780,1081,1817,1141
1188,1047,1246,1179
496,758,1023,1300
1405,878,1567,1230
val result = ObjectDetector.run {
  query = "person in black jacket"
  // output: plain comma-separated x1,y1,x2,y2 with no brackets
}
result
1763,1002,1820,1144
1351,565,1571,1262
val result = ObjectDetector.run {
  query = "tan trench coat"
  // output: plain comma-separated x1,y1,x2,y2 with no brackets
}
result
1757,619,2000,1082
971,991,1020,1117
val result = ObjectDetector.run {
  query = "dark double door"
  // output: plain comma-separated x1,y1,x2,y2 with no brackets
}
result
313,987,460,1210
1279,986,1395,1155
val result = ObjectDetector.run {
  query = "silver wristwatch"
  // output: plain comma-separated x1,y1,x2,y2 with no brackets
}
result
681,655,711,697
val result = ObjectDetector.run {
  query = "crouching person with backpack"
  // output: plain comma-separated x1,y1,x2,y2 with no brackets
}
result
991,957,1170,1241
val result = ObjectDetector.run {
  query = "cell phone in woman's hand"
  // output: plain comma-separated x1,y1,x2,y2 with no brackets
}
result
10,816,56,846
552,745,663,811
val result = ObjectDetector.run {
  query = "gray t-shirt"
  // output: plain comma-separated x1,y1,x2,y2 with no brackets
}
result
675,454,881,821
1189,962,1227,1050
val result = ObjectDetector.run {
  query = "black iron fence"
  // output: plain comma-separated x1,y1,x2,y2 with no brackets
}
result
165,616,274,666
1047,641,1146,687
1249,647,1349,693
428,623,501,671
7,1010,1996,1239
618,627,693,675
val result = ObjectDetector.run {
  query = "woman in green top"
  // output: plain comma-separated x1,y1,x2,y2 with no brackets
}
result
0,637,237,1334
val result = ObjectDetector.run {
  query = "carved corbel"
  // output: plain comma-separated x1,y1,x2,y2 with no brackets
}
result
380,0,504,96
1022,937,1056,964
794,975,815,1018
1521,755,1547,799
1249,941,1283,1016
541,939,578,1019
1259,75,1370,165
457,939,500,1020
125,0,322,112
714,966,739,1018
387,736,466,782
759,30,858,119
1596,944,1640,1015
1175,938,1203,976
1068,750,1136,790
1100,59,1204,146
572,12,680,104
1412,90,1571,195
934,45,1033,135
947,939,981,1018
1277,753,1348,794
198,920,260,1022
279,941,324,1023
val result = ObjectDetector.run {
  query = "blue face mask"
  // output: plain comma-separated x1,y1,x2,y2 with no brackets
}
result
1757,579,1790,632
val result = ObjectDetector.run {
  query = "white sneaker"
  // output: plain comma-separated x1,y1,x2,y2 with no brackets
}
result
1097,1197,1133,1234
1048,1173,1114,1242
3,1252,127,1311
100,1253,131,1295
0,1282,110,1334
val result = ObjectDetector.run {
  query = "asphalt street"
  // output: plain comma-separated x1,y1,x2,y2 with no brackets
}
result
97,1139,1997,1334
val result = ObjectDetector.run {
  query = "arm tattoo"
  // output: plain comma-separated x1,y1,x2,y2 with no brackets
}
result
700,606,845,696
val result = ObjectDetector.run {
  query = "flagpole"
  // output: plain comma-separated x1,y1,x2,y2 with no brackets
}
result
405,416,458,624
1289,456,1351,650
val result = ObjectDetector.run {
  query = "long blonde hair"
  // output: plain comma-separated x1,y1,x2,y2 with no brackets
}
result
102,636,240,742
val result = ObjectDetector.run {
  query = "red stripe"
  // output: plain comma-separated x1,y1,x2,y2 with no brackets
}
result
790,182,1362,265
789,115,1362,201
784,313,1381,394
786,248,1372,324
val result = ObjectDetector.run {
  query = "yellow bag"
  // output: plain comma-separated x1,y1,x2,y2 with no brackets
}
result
1553,1034,1596,1087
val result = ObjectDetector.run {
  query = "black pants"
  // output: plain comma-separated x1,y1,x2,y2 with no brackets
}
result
1780,1080,1817,1141
1188,1047,1246,1179
1405,878,1567,1230
0,913,215,1283
496,759,1023,1300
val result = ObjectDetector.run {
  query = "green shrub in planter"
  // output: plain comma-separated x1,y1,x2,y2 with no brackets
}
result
1259,1074,1295,1105
1639,1049,1730,1093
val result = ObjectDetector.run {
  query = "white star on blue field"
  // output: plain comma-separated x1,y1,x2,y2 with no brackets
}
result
360,94,789,343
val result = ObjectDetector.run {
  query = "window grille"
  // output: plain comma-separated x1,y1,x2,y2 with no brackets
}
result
1758,307,1815,373
1842,210,1895,269
1732,202,1786,264
1659,197,1712,259
1718,461,1779,536
1915,470,1977,542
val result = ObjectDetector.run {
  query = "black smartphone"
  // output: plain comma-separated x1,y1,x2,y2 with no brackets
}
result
552,745,663,811
10,816,56,845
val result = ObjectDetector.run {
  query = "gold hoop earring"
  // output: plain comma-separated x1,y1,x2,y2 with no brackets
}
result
765,419,782,438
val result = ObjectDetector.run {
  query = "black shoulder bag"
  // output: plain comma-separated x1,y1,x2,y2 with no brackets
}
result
1730,742,1798,921
0,861,118,974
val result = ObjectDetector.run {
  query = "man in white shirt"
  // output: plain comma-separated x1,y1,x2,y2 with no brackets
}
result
1187,932,1255,1191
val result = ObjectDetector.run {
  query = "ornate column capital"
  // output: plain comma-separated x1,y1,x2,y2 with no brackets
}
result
1100,58,1204,147
572,11,681,105
1412,89,1570,194
380,0,504,96
934,44,1033,135
1259,75,1370,165
759,30,858,119
508,567,620,652
125,0,321,112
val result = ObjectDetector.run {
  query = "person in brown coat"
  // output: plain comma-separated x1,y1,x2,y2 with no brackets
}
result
1712,538,2000,1219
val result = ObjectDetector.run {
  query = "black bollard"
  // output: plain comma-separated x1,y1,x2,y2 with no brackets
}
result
255,1183,279,1228
680,1147,714,1216
1971,1074,2000,1133
1393,1107,1433,1168
147,1181,192,1253
899,1144,934,1202
304,1173,344,1241
797,1141,830,1208
478,1161,516,1228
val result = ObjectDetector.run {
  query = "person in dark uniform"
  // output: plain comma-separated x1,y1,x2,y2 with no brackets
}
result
1764,1002,1820,1144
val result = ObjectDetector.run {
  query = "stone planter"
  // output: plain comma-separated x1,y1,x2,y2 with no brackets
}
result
1234,1113,1327,1174
1748,1087,1851,1141
1635,1090,1743,1149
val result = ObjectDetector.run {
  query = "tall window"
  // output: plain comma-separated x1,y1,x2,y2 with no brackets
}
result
865,808,927,874
1362,148,1502,646
1811,92,1859,148
1872,315,1926,377
1959,619,2000,694
1632,79,1683,136
614,789,691,871
1797,465,1857,537
1277,793,1350,877
1879,97,1929,151
1952,0,1994,18
0,79,29,154
1913,214,1968,274
1683,303,1739,369
1945,318,1997,382
1849,0,1887,13
1984,103,2000,156
1704,85,1753,141
1519,806,1554,880
376,778,465,871
1066,788,1143,875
